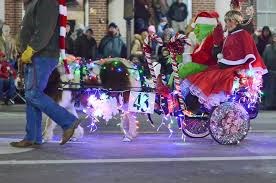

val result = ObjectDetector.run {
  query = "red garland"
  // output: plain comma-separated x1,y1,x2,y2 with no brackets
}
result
166,34,190,56
167,40,185,56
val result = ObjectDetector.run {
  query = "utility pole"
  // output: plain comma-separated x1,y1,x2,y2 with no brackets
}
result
124,0,134,59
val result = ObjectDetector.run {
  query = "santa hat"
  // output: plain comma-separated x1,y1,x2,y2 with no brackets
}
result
192,11,219,28
59,0,70,75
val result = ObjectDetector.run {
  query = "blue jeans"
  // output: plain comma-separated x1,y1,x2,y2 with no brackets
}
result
0,77,16,99
24,57,77,144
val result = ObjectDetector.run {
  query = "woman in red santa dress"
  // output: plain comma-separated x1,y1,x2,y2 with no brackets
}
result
181,10,267,110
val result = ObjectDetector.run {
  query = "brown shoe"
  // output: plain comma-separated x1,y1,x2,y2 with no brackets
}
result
10,140,41,148
60,117,85,145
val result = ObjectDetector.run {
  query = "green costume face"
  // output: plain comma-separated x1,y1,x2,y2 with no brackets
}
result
168,23,216,84
194,24,215,43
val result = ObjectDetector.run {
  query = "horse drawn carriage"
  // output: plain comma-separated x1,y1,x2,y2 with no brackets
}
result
58,28,262,145
142,32,263,145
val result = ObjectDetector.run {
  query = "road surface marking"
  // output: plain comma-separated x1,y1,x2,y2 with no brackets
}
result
2,130,276,135
0,138,33,154
43,140,87,144
0,138,87,155
1,156,276,165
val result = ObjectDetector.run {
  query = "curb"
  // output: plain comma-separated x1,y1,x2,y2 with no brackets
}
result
0,105,26,112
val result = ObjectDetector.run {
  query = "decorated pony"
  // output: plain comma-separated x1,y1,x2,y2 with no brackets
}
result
77,58,143,142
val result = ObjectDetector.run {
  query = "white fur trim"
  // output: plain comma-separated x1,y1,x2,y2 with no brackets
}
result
60,27,66,37
248,67,268,75
195,17,217,26
218,54,256,66
230,29,243,35
59,5,67,16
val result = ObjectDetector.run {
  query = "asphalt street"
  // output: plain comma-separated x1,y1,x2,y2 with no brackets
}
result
0,105,276,183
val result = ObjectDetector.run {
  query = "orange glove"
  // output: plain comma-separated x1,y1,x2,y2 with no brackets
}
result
213,23,224,46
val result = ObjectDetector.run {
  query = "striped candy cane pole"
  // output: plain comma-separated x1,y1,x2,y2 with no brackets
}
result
59,0,70,75
169,33,188,111
143,34,163,87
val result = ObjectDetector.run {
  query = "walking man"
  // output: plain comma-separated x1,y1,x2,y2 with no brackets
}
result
10,0,82,148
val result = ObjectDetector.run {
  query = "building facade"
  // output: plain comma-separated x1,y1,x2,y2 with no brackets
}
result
3,0,109,42
2,0,273,43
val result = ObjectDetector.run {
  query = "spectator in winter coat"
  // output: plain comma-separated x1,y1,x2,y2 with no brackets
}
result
153,0,169,22
157,16,168,38
131,29,148,62
262,33,276,110
256,26,272,56
74,28,97,60
168,0,188,32
0,52,16,104
65,23,75,55
99,23,127,58
134,0,151,33
0,24,19,66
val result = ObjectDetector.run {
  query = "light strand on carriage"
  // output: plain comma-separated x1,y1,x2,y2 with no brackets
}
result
82,89,141,132
156,95,174,137
231,69,263,104
75,85,198,136
65,57,196,136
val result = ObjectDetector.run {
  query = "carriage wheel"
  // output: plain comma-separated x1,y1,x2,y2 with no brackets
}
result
209,102,250,145
181,117,210,138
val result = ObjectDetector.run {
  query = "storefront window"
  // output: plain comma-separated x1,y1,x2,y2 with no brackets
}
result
257,0,276,31
0,0,5,21
67,0,87,31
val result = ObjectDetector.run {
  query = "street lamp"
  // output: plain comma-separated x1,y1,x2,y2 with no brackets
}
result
124,0,134,59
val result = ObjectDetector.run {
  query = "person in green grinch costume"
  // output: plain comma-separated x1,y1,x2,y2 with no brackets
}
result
170,11,224,85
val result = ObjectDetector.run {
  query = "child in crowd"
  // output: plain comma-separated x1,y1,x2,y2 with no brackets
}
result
0,51,17,104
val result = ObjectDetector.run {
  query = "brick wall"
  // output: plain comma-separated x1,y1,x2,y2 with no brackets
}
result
89,0,108,43
192,0,216,17
3,0,257,39
4,0,23,35
3,0,108,42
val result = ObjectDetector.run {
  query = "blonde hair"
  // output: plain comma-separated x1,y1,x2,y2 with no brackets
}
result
224,10,243,24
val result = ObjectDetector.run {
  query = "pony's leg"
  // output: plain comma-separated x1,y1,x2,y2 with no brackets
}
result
42,117,57,142
127,112,138,138
120,112,130,136
121,112,138,142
